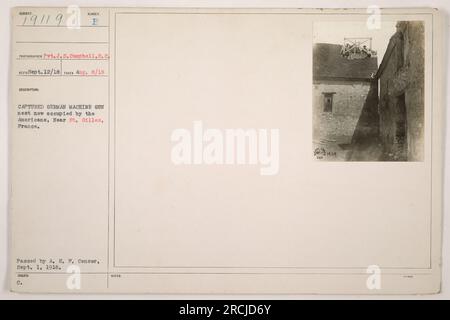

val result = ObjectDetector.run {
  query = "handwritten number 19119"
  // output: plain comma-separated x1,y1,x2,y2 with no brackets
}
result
22,13,64,26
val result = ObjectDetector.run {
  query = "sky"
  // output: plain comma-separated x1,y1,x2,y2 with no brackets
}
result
313,20,397,65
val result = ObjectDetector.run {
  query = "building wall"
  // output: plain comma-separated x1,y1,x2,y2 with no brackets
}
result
378,37,404,160
378,21,424,161
313,80,371,145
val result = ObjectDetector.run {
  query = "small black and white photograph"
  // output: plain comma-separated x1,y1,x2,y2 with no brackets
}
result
313,20,425,161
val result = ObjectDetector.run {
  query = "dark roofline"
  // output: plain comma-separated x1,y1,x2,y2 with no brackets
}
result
313,43,378,81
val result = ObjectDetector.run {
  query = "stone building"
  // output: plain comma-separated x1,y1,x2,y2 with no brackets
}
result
349,21,425,161
313,43,378,157
376,21,425,161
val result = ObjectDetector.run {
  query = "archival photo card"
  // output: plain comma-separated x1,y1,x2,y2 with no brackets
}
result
9,7,444,294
